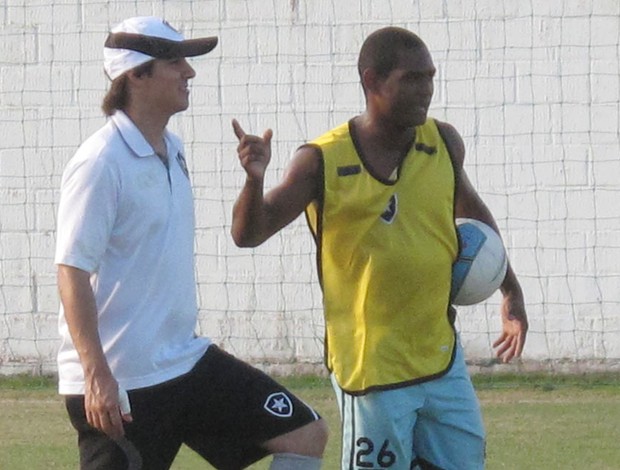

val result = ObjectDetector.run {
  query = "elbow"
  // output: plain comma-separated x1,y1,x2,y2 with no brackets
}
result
231,228,262,248
233,237,256,248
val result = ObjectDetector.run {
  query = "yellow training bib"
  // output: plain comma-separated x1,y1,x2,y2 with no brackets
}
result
306,118,458,393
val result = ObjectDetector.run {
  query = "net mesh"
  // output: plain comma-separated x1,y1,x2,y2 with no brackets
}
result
1,0,619,375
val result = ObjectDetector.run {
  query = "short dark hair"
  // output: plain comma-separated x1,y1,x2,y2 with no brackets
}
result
357,27,427,80
101,60,156,116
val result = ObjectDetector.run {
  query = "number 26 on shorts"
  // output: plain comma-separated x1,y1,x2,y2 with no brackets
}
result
355,437,397,468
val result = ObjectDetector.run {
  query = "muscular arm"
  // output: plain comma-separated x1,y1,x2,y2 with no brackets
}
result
231,119,321,247
57,264,129,439
438,120,529,363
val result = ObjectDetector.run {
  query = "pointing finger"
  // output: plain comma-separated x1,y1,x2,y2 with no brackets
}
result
232,119,246,141
263,128,273,146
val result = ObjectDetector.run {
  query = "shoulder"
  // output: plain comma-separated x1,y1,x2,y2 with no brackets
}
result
264,143,323,207
64,121,124,181
289,143,323,180
434,119,465,167
77,119,125,158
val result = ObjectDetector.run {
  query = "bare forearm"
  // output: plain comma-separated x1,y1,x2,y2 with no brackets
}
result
231,177,272,247
500,262,524,301
58,264,128,437
455,177,524,300
57,265,110,379
459,207,524,300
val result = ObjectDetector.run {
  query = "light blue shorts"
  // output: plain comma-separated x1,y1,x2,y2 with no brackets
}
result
331,341,485,470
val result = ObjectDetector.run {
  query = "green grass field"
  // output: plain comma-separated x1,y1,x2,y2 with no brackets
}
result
1,374,619,469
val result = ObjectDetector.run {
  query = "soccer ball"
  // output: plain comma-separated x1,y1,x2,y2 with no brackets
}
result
450,218,508,306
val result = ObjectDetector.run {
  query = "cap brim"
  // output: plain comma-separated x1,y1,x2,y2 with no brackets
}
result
105,32,218,59
180,37,219,57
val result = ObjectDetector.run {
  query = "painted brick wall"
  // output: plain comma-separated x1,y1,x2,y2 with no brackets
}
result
1,0,619,374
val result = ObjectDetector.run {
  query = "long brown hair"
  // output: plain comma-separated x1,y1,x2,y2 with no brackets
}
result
101,60,156,116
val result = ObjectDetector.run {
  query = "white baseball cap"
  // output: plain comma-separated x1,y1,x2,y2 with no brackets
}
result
103,16,218,80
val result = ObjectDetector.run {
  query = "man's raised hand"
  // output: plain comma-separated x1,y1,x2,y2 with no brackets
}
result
232,119,273,181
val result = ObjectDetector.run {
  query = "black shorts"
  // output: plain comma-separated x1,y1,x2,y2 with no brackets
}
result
65,345,321,470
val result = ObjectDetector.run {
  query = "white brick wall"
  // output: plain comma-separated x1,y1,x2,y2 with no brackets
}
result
1,0,619,375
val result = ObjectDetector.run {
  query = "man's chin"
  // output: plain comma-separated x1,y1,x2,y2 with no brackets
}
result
404,114,427,129
413,109,429,125
173,102,190,114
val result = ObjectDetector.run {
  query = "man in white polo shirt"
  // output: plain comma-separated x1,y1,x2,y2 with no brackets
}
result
55,16,327,470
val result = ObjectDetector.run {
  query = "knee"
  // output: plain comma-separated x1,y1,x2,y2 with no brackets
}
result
265,418,329,458
309,418,329,455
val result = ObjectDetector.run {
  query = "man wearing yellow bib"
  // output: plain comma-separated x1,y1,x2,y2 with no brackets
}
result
232,27,528,470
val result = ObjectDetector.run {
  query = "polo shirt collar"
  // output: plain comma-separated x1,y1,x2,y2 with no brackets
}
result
110,110,181,158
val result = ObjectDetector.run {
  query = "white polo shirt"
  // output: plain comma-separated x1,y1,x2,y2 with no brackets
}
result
55,111,210,394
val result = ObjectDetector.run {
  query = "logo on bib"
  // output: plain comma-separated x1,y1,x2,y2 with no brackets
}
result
381,194,398,224
264,392,293,418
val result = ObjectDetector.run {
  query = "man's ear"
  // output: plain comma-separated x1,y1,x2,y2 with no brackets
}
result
361,67,380,95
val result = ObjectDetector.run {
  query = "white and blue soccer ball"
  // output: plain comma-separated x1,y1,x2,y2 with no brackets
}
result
450,218,508,306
